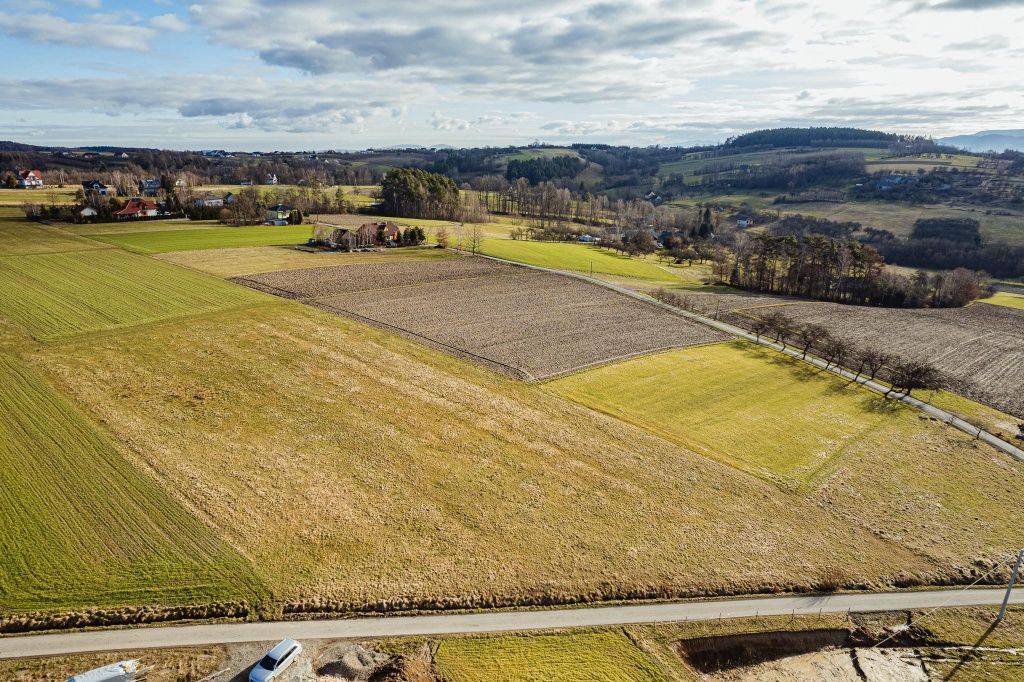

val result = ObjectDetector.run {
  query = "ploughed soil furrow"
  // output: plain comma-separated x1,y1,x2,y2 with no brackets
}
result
236,256,729,379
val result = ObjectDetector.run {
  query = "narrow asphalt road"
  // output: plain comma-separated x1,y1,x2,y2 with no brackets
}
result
2,589,1020,659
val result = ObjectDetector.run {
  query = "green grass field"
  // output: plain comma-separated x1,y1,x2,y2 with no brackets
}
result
92,224,314,253
478,238,680,282
0,187,80,206
435,631,667,682
981,291,1024,310
0,250,265,341
68,219,224,236
549,341,919,489
0,354,264,612
0,218,106,255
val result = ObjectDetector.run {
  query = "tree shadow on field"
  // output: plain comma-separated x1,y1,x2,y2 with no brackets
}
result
859,394,903,415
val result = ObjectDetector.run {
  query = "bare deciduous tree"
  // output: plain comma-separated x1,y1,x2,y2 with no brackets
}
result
797,323,830,360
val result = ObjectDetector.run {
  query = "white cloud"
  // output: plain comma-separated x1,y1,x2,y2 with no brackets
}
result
0,11,154,50
2,0,1024,146
151,13,188,32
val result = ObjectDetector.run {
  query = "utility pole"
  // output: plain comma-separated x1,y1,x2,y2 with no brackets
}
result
997,549,1024,625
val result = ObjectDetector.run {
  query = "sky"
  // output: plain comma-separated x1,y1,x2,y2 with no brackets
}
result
0,0,1022,151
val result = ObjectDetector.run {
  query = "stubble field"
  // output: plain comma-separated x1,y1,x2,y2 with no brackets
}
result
236,258,728,379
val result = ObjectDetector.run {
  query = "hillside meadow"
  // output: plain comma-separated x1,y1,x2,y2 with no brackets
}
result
30,295,1024,613
550,340,1024,567
0,354,264,612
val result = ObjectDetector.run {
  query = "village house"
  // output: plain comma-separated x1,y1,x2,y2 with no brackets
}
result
82,180,110,196
223,192,237,205
265,203,294,224
193,193,224,208
355,220,399,246
138,179,161,197
322,220,400,250
79,207,98,220
265,173,279,185
113,197,159,220
736,216,755,228
17,169,44,188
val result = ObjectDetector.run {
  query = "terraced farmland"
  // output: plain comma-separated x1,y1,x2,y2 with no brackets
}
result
0,354,264,612
0,249,265,341
435,631,667,682
237,257,727,379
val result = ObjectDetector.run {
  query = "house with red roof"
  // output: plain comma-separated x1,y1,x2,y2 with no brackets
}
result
113,197,159,219
17,169,44,189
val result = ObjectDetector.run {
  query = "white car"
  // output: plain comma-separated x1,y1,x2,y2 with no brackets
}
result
249,639,302,682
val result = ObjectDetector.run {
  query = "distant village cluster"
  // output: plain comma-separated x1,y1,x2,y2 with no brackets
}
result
6,167,303,225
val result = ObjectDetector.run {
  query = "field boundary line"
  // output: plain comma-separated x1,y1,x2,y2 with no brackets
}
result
471,252,1024,463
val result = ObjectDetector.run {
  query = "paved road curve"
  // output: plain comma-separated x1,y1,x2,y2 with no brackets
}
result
2,589,1021,659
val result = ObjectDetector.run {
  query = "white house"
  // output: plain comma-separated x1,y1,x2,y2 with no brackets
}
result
193,193,224,208
17,169,44,188
265,173,279,185
79,207,98,219
82,180,110,196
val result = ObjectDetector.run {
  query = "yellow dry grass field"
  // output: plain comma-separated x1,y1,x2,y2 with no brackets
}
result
157,244,456,277
435,631,668,682
31,300,1022,610
547,342,941,489
0,355,263,613
548,341,1024,566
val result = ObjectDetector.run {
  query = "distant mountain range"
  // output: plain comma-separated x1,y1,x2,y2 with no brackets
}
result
938,130,1024,153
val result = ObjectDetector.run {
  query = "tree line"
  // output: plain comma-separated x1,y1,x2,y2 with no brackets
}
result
653,288,944,398
719,231,989,307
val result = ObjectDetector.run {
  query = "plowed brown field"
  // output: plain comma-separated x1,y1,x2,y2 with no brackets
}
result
235,257,728,379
